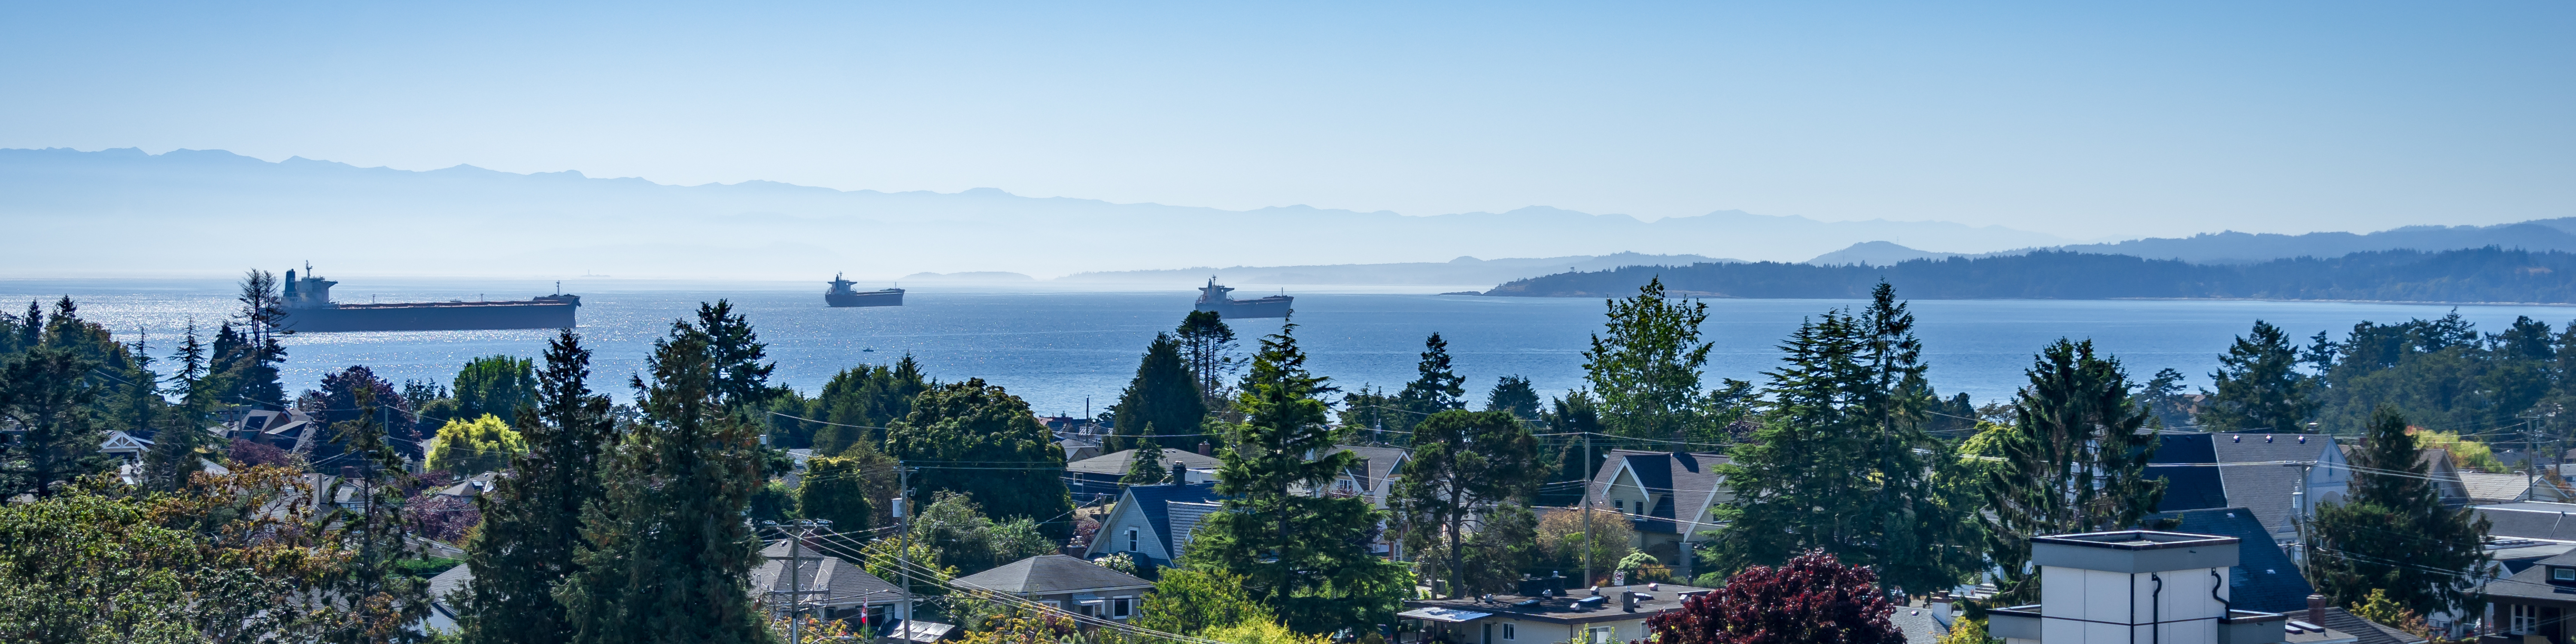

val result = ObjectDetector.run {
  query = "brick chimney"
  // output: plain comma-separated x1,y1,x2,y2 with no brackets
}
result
2307,594,2327,626
1197,441,1212,457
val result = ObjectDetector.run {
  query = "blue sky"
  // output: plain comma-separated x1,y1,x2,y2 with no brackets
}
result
2,1,2567,239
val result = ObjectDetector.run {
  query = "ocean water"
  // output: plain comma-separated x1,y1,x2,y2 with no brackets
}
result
5,278,2571,414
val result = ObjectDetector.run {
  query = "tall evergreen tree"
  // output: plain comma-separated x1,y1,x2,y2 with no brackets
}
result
2199,320,2318,433
310,387,432,644
886,379,1075,539
1395,332,1468,423
1121,437,1168,485
460,329,615,644
557,313,774,644
1188,319,1410,633
225,270,289,410
1974,339,2164,604
1392,410,1541,598
1110,333,1205,453
0,344,111,499
1482,375,1541,422
696,300,784,411
1176,310,1241,404
2307,405,2492,620
1718,284,1978,593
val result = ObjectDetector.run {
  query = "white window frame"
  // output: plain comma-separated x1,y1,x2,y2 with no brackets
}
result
1127,529,1139,553
1586,626,1614,643
1501,623,1514,641
2512,604,2540,634
1112,597,1133,618
2555,567,2575,582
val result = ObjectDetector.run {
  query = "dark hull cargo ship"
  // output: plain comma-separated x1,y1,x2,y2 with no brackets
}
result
1194,278,1291,318
279,266,579,333
825,273,904,307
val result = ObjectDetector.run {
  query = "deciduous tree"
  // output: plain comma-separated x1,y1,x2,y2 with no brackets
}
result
1638,550,1904,644
887,380,1075,540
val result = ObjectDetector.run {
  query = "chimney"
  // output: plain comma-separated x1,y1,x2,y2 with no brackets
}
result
1197,441,1212,457
1619,590,1637,613
2306,594,2327,627
1171,462,1188,484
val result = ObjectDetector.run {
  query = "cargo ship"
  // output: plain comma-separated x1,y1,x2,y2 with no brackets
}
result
826,273,904,307
278,265,579,332
1194,278,1291,318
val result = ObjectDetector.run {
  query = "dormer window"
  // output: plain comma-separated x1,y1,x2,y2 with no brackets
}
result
2553,567,2575,583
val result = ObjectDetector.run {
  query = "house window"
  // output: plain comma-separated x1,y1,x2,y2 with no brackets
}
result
1112,598,1133,618
1127,529,1139,553
2554,567,2574,582
2512,604,2540,634
1501,624,1515,640
1613,499,1625,512
1586,626,1615,643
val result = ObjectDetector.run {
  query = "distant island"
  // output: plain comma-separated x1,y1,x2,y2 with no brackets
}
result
1484,247,2576,304
1057,252,1735,286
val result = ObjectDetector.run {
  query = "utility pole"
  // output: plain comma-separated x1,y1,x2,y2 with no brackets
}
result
894,462,911,622
1582,432,1593,589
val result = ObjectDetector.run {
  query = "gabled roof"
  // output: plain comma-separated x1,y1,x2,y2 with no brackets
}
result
754,541,908,605
1067,449,1224,476
2315,607,2423,644
2147,507,2314,614
2474,501,2576,542
951,555,1153,595
2149,433,2344,538
1888,605,1950,644
2479,548,2576,605
2151,434,2230,512
1586,450,1729,535
1115,482,1221,557
1336,444,1409,494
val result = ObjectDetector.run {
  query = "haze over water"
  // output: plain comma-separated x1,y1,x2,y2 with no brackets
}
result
9,278,2566,423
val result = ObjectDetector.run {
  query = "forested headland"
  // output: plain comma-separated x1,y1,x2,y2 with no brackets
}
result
1484,246,2576,303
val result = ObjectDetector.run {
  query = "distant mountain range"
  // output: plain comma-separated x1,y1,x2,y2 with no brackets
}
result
0,147,2076,279
1057,252,1735,286
1489,247,2576,304
1801,219,2576,267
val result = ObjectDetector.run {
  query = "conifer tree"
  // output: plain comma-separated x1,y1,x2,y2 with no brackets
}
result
1111,333,1205,452
1482,375,1541,422
1719,284,1977,593
453,355,538,422
1176,310,1241,404
557,315,774,644
310,387,432,644
1394,332,1467,425
1123,437,1168,485
0,344,110,499
2199,320,2318,433
1188,319,1410,633
1393,410,1541,598
226,270,290,410
459,330,616,644
1976,339,2164,604
886,379,1075,539
2307,405,2491,620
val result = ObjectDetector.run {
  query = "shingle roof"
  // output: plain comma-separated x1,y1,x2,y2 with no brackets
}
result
1118,483,1221,558
756,541,908,605
2151,434,2230,512
1066,449,1224,476
1336,445,1409,493
951,555,1154,595
2315,607,2423,644
427,563,473,606
2461,472,2541,504
2148,507,2314,614
2478,549,2576,605
1585,450,1728,534
2475,502,2576,542
1888,605,1950,644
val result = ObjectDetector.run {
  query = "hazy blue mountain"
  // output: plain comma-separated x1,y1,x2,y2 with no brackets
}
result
0,147,2074,279
1056,252,1736,286
1487,247,2576,304
1804,241,1966,266
2033,221,2576,264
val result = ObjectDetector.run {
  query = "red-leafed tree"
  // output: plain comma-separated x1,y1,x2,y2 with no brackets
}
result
1638,550,1904,644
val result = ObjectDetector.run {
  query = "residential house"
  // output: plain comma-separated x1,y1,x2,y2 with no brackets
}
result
951,555,1156,622
753,540,918,632
1986,529,2370,644
1065,447,1222,502
1397,581,1717,644
2479,550,2576,643
2462,471,2576,505
1319,444,1409,509
2147,432,2354,546
1081,481,1221,568
2473,501,2576,543
2149,507,2317,615
99,429,152,460
1582,450,1730,579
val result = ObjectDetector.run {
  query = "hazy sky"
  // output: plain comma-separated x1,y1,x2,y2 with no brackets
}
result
3,1,2567,239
